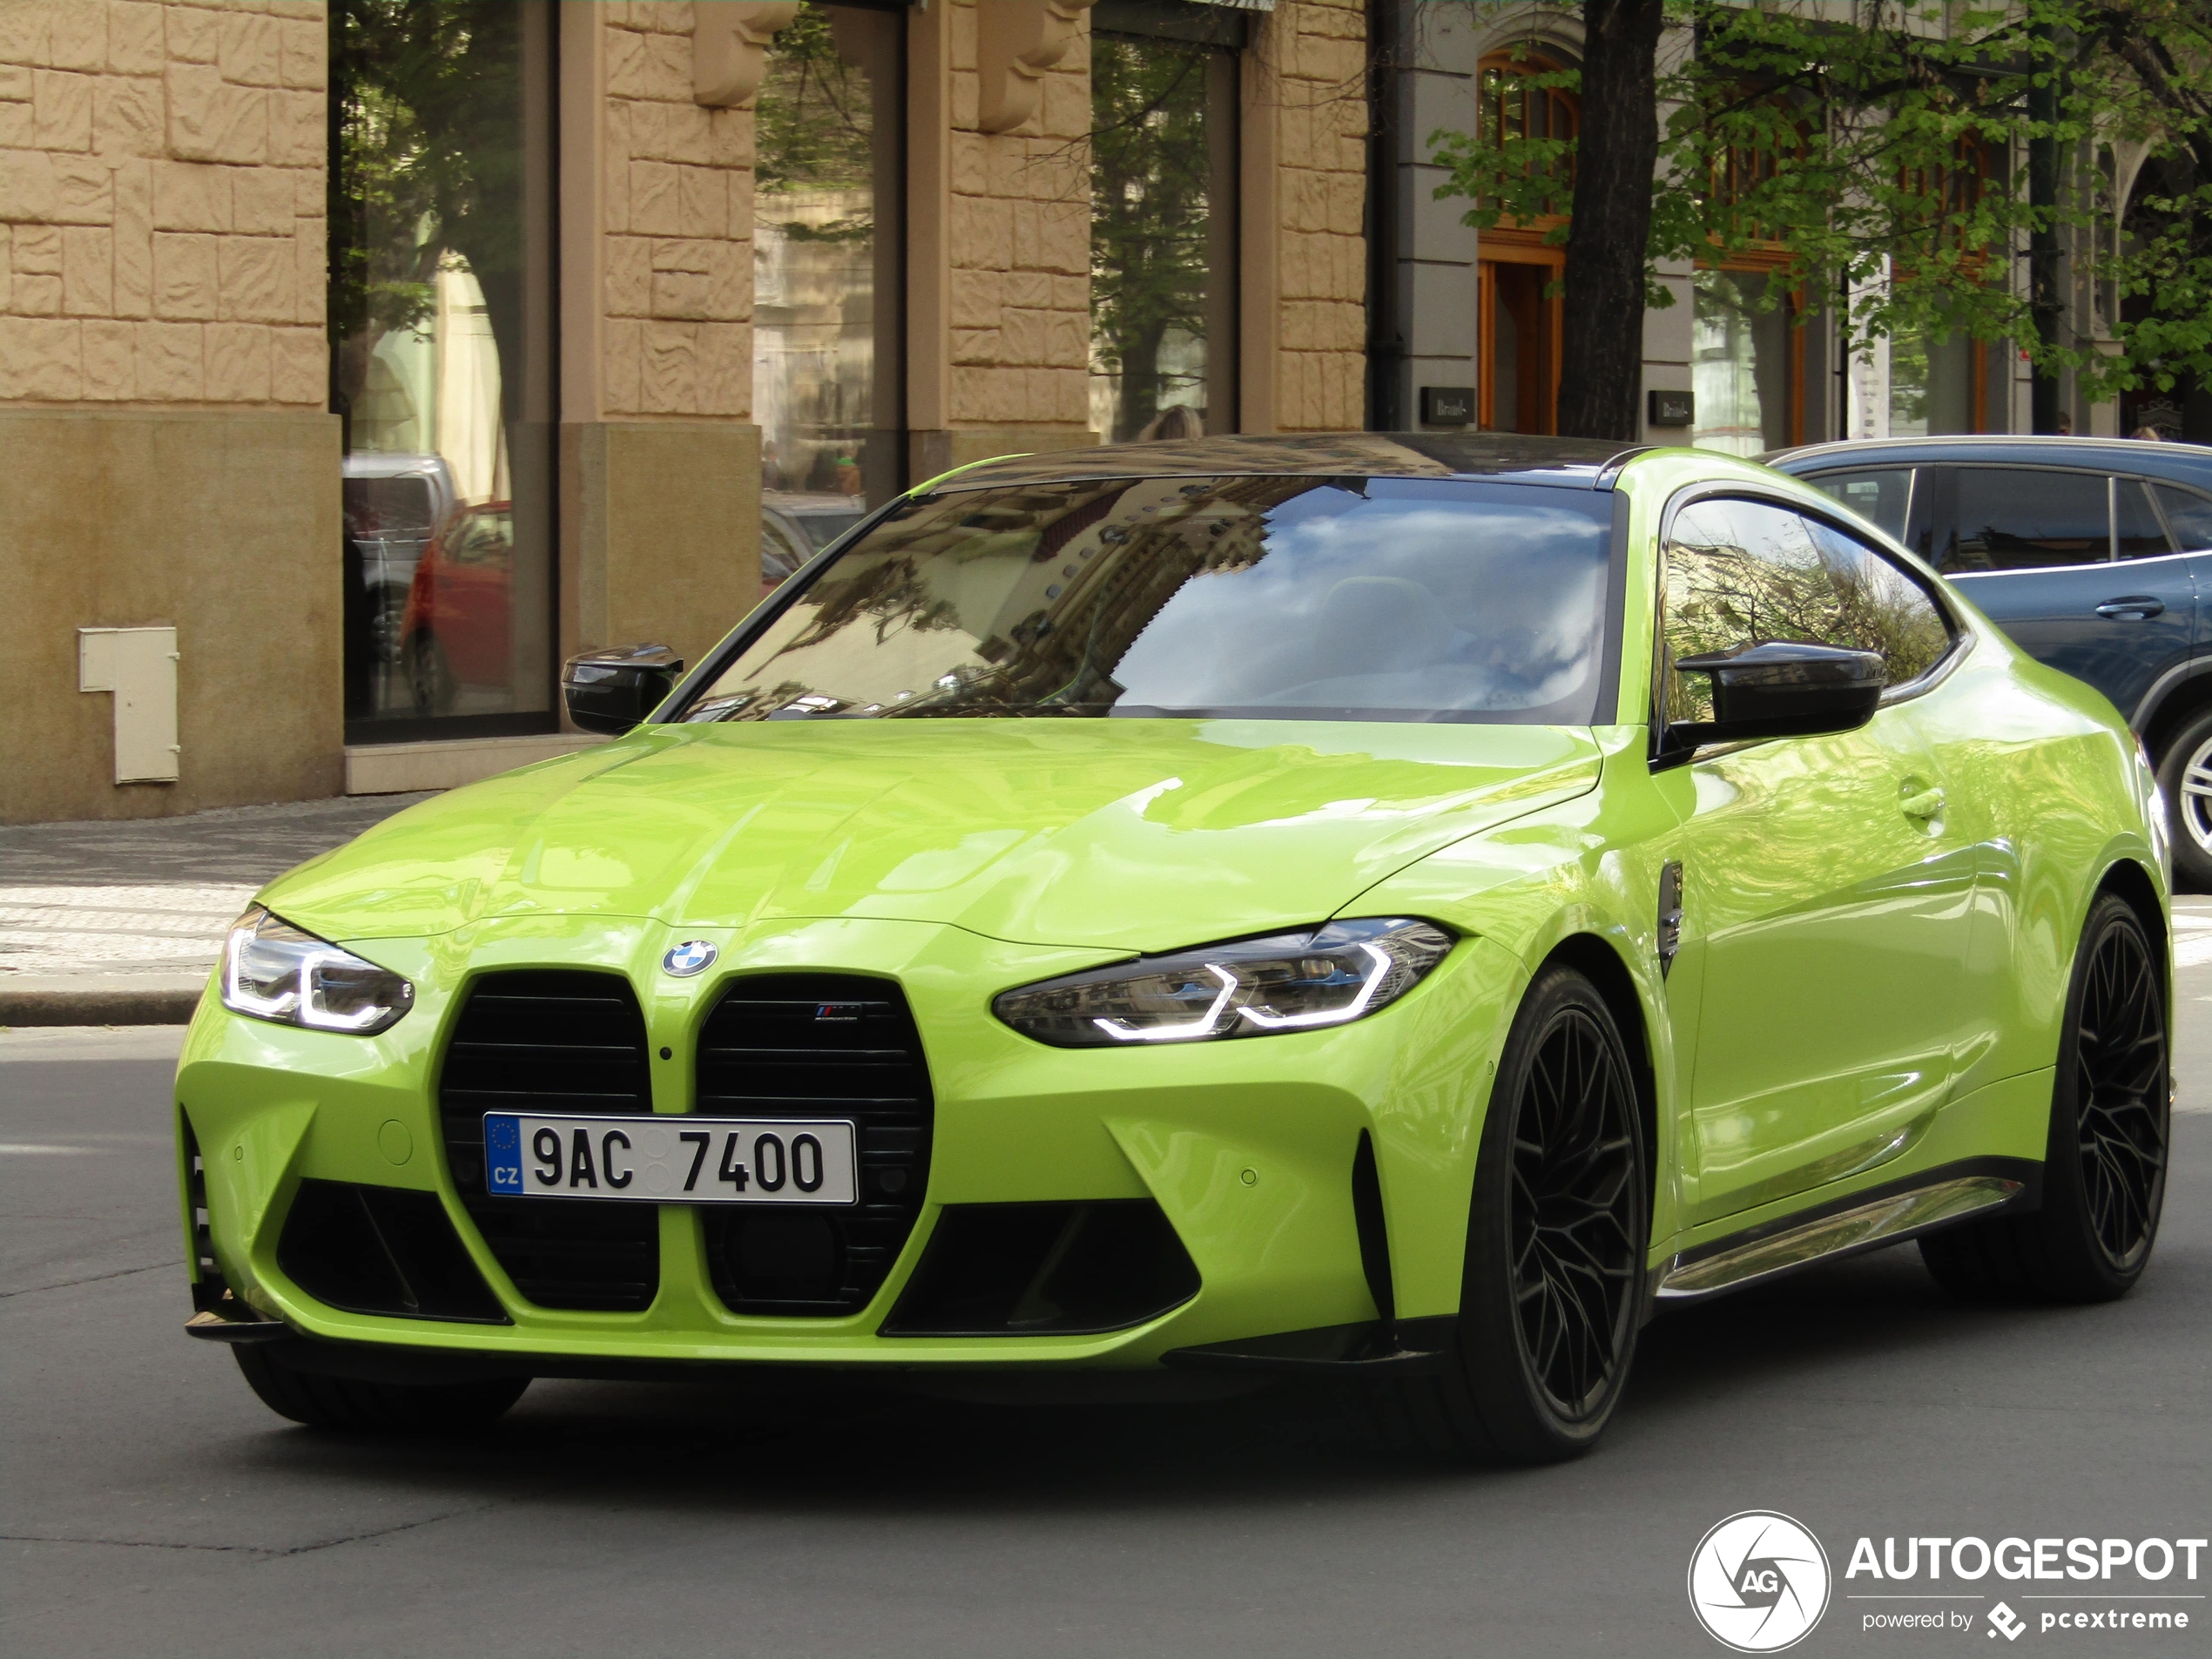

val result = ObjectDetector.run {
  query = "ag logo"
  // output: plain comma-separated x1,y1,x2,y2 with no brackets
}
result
1688,1511,1831,1652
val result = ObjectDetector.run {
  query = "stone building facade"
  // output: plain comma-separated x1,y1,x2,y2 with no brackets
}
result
3,0,1372,824
2,0,341,825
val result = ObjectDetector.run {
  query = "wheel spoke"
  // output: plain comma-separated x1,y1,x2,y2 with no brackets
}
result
1507,1004,1643,1418
2067,919,2168,1267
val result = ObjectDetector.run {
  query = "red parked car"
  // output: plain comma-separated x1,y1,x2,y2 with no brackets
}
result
401,502,513,714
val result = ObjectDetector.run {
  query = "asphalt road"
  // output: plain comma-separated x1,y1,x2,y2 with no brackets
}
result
5,925,2209,1658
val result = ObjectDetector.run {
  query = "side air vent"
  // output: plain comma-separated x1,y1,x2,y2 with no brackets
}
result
179,1110,227,1313
437,971,658,1312
278,1179,508,1323
695,974,933,1316
882,1201,1201,1337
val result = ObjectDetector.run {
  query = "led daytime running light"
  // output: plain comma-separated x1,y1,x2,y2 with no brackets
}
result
1095,964,1241,1042
219,906,415,1036
995,918,1453,1049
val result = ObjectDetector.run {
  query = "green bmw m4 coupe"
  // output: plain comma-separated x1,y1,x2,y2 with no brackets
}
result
178,433,2173,1463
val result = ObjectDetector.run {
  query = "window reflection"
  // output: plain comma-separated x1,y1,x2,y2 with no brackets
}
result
683,478,1616,725
1089,28,1238,443
754,5,904,597
332,0,554,731
1888,328,1974,436
1662,497,1952,723
1690,270,1792,455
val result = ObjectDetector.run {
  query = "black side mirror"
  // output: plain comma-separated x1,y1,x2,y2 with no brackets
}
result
1661,639,1885,759
563,643,685,736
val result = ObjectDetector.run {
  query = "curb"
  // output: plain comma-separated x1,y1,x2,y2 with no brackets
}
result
0,978,206,1028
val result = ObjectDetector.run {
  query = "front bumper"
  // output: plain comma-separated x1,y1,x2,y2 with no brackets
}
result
176,913,1525,1372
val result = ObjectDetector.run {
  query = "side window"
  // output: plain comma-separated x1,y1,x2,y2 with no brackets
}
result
1806,468,1912,543
2114,479,2175,558
2152,484,2212,553
1946,468,2108,570
1662,496,1953,722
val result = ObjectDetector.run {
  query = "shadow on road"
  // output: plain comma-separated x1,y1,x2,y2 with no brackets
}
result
197,1237,2148,1515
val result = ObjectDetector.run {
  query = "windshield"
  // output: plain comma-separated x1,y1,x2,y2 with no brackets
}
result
678,476,1616,725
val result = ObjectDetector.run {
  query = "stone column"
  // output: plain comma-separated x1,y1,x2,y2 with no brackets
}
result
558,2,759,691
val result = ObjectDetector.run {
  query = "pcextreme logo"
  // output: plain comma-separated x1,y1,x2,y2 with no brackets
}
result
1688,1511,1833,1652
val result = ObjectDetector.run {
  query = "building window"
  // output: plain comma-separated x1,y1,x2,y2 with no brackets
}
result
754,3,906,596
1689,107,1808,455
1690,269,1799,455
1089,2,1242,444
1473,51,1575,435
330,0,558,738
1888,329,1980,436
1885,142,2001,436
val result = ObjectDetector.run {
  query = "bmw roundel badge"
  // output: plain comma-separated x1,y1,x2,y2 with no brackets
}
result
662,940,718,976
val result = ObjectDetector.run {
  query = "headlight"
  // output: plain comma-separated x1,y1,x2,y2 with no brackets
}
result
993,917,1453,1047
219,906,415,1035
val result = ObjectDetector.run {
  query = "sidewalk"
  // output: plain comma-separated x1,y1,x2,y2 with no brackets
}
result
0,795,433,1026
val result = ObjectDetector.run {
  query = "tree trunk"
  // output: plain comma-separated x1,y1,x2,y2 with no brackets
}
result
1556,0,1665,441
2027,22,2065,435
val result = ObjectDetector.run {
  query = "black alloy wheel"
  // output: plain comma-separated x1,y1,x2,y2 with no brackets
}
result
1507,999,1644,1420
1372,964,1649,1465
2065,899,2167,1271
1922,890,2168,1303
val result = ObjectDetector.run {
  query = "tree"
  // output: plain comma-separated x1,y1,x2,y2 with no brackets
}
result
1556,0,1666,441
1433,1,2212,441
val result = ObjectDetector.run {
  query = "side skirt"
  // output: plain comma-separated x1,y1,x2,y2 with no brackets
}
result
1649,1157,2042,1308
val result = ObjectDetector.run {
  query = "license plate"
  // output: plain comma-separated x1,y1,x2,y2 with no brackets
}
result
482,1113,857,1204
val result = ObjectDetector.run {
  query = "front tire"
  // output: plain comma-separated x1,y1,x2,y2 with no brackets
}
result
1375,965,1649,1464
1921,890,2168,1303
2155,709,2212,893
233,1345,529,1433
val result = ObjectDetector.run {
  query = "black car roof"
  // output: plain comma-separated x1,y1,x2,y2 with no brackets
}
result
936,432,1652,491
1766,434,2212,488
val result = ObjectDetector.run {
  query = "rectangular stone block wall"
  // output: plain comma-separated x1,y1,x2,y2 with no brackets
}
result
0,0,327,407
946,0,1092,439
1264,0,1367,433
597,1,752,419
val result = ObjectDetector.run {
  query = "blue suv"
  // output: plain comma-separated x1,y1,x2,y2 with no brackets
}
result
1768,436,2212,888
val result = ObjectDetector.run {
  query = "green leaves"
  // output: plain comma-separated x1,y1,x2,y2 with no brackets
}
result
1430,1,2212,415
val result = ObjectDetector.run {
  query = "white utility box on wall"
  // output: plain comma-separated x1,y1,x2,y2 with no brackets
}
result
79,626,181,784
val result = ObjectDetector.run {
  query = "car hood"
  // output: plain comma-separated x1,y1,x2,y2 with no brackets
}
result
266,720,1602,954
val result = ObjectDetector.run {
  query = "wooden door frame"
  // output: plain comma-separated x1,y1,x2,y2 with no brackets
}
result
1478,233,1566,433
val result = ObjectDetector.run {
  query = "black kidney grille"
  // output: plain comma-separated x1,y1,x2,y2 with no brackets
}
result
437,970,658,1312
696,975,933,1317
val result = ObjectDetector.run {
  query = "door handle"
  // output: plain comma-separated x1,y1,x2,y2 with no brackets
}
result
2095,597,2164,619
1900,786,1946,822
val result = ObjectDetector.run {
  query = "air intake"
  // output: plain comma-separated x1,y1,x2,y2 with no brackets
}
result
882,1201,1201,1337
437,971,658,1312
278,1179,507,1323
694,974,933,1315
